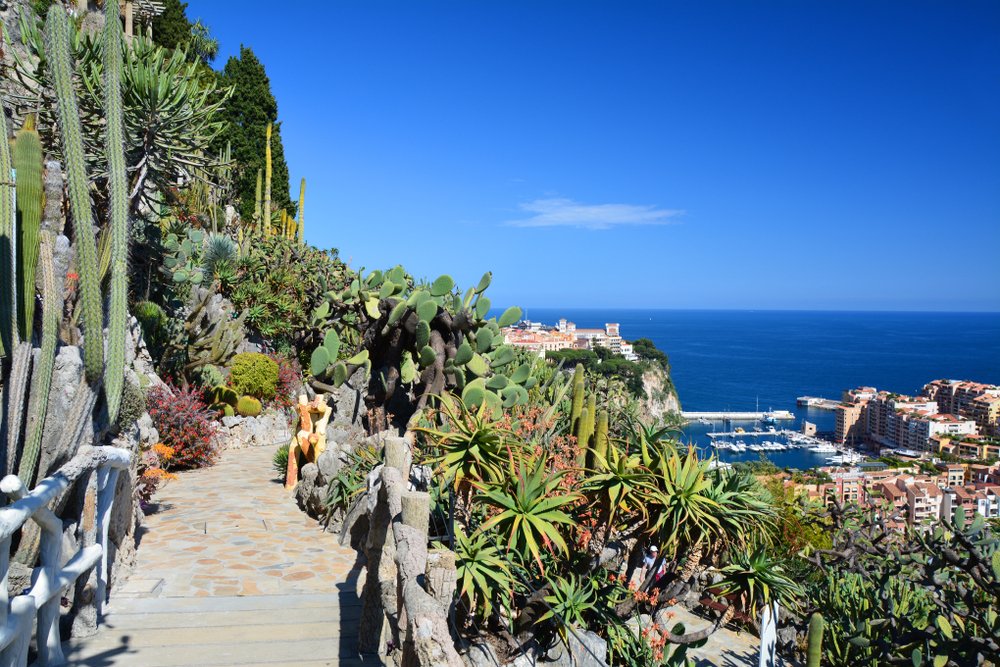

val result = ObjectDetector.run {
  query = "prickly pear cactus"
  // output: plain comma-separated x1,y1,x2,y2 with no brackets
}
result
310,266,532,423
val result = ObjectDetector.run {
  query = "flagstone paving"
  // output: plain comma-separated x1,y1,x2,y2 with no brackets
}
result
64,445,367,666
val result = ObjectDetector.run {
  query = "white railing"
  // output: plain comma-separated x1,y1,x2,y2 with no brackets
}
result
0,445,131,666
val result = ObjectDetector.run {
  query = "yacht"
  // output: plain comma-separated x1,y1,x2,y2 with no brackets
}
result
809,442,838,454
827,451,864,465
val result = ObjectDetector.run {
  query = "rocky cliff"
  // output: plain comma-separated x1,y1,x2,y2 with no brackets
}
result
637,364,681,423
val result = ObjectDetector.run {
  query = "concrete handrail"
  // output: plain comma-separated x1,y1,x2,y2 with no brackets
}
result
351,436,463,666
0,445,131,666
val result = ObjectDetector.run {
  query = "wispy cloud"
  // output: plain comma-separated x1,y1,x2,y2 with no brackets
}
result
506,197,683,230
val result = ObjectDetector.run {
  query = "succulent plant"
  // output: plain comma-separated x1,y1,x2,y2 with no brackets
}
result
309,265,533,426
236,395,262,417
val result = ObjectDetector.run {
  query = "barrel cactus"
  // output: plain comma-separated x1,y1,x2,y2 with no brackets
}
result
236,396,262,417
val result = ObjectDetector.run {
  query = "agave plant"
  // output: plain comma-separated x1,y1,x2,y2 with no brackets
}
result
704,468,778,551
538,573,597,644
477,454,581,572
645,445,722,557
414,395,517,495
715,547,803,620
581,440,654,539
202,232,238,278
455,528,515,621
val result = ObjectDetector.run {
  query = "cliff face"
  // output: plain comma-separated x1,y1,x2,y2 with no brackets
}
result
638,364,681,423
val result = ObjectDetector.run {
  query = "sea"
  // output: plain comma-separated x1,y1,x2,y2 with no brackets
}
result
518,309,1000,470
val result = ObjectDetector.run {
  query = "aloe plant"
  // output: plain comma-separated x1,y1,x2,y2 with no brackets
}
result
476,455,581,571
454,528,514,621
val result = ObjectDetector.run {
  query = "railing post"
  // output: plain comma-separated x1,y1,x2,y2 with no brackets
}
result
35,489,66,665
71,470,99,638
95,465,120,616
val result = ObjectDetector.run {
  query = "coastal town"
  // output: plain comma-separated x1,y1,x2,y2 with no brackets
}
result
791,379,1000,526
501,318,640,360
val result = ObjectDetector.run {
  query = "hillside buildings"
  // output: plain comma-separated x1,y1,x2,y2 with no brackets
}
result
834,379,997,457
791,461,1000,528
502,318,638,361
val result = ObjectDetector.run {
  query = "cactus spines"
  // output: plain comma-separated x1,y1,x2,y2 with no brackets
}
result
103,3,129,422
806,612,823,667
45,5,103,382
263,123,272,235
236,395,262,417
13,116,43,342
18,232,59,486
296,177,305,243
0,95,14,358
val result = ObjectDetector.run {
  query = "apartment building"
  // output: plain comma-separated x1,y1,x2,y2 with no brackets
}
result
942,485,1000,521
923,379,1000,436
904,481,943,526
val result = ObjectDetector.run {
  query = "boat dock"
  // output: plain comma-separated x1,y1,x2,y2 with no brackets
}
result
682,410,795,421
796,396,841,410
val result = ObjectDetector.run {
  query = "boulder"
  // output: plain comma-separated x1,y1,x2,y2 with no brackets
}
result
317,447,342,480
463,641,502,667
295,463,327,517
216,412,292,450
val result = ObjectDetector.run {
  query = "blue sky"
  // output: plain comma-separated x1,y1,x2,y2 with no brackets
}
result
190,1,1000,311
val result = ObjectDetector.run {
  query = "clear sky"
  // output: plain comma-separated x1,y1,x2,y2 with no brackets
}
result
189,1,1000,311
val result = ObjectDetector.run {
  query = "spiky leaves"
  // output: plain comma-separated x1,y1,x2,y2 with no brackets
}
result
477,455,581,572
455,528,514,621
45,5,103,382
104,3,129,421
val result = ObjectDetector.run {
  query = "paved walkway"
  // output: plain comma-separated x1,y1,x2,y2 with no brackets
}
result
64,446,366,666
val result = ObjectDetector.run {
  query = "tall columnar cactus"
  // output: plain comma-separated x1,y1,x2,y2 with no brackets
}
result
45,6,103,382
296,177,305,243
18,232,59,486
570,364,585,430
806,612,824,667
253,168,262,230
592,410,609,466
0,97,14,358
103,5,129,422
13,116,43,342
263,123,272,235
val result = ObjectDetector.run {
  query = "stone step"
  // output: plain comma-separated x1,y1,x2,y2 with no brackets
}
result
64,637,367,666
107,592,361,615
102,604,361,631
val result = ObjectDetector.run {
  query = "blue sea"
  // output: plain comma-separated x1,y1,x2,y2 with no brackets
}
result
519,310,1000,469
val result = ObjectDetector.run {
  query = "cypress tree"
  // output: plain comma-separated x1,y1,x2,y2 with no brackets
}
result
151,0,193,51
215,46,294,222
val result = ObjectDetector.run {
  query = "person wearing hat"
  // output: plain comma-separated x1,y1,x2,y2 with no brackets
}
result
641,545,660,582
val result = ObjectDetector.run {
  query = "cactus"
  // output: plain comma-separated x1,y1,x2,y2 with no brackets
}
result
807,612,823,667
570,364,585,430
296,177,305,242
0,93,14,358
103,4,129,422
4,342,33,476
45,5,103,382
253,168,262,230
18,233,59,485
13,116,43,343
263,123,272,235
236,395,262,417
591,410,609,467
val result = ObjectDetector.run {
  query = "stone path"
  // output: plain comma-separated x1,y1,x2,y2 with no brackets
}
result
63,446,366,666
667,607,772,667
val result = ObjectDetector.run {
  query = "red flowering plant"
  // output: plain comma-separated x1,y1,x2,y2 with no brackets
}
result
147,383,220,469
268,353,302,411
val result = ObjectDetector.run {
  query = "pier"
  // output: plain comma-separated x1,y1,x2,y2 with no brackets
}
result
682,410,795,421
796,396,841,410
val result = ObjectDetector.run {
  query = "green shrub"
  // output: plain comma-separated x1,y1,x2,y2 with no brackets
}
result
236,395,262,417
273,443,290,476
229,352,279,399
